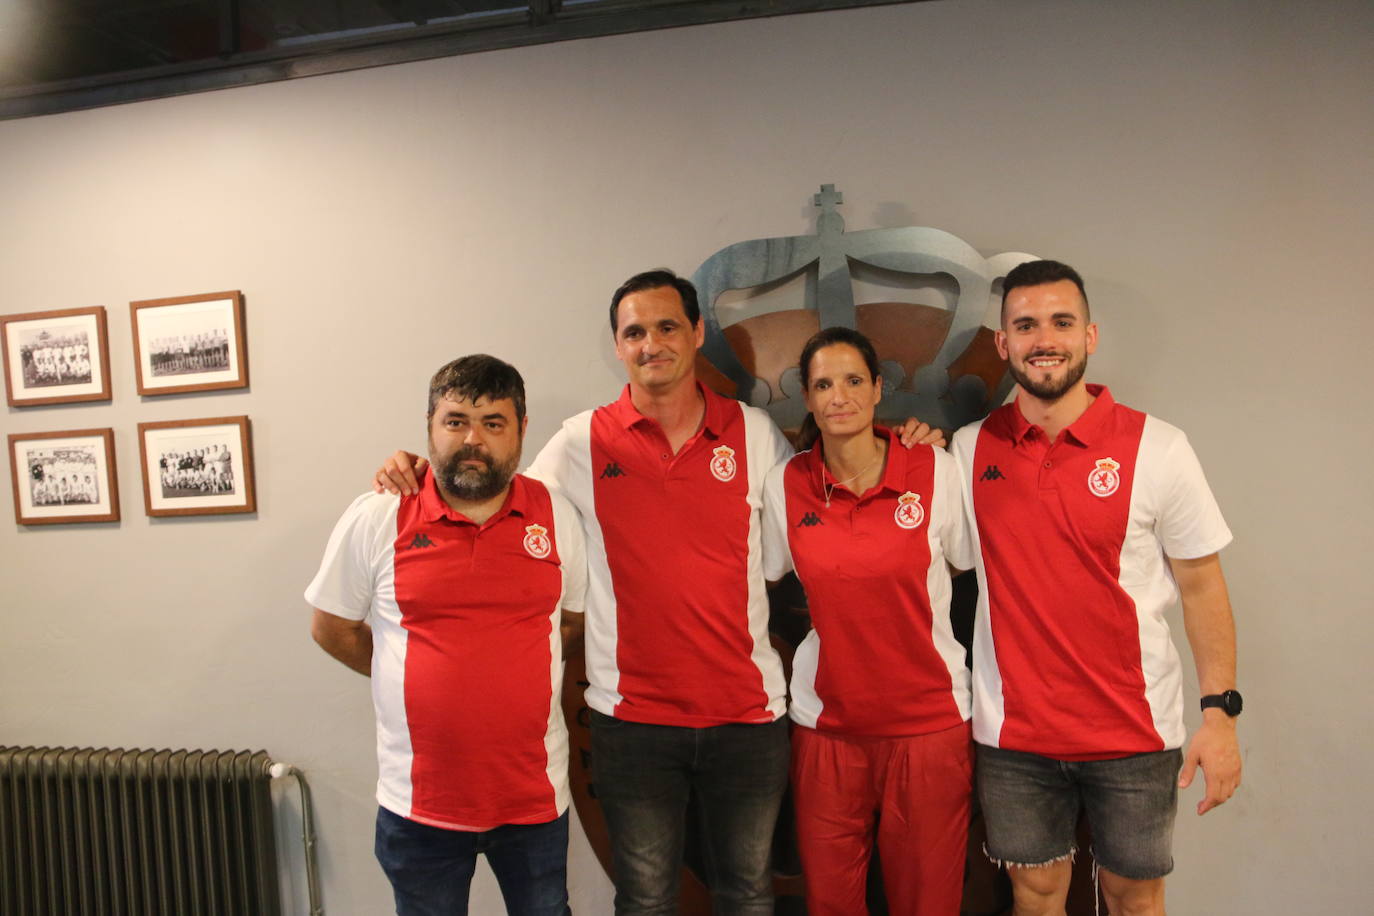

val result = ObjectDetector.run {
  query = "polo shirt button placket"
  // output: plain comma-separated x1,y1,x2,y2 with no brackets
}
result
1037,452,1054,490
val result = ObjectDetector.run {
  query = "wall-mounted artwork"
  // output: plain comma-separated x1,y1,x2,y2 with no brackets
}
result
692,184,1032,436
137,415,256,517
1,306,112,407
8,428,120,525
130,291,247,396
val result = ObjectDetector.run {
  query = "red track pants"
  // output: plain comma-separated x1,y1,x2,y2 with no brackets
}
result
791,720,973,915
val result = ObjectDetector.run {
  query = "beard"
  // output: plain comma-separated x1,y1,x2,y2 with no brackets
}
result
1008,350,1088,401
433,443,520,502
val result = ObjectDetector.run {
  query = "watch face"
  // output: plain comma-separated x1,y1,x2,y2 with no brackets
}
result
1223,690,1244,716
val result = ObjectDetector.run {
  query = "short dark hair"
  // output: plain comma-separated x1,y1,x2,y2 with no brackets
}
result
1001,259,1090,321
426,354,526,423
609,269,701,334
796,326,882,450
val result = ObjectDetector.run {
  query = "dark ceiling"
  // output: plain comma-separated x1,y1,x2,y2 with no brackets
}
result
0,0,924,120
0,1,523,86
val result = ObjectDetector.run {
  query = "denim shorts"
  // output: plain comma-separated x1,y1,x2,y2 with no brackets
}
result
976,743,1182,880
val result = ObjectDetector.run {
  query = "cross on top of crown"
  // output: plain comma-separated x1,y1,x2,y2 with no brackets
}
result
813,184,843,212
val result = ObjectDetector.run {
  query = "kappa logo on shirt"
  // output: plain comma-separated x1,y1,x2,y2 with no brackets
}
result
405,533,436,549
600,462,626,479
979,465,1006,482
795,511,823,528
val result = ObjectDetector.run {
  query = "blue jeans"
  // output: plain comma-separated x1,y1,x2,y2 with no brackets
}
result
374,806,571,916
976,744,1182,880
589,710,789,915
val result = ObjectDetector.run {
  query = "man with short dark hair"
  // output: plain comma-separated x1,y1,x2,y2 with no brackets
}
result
309,354,586,916
952,260,1242,916
382,275,792,912
534,270,794,914
377,273,941,914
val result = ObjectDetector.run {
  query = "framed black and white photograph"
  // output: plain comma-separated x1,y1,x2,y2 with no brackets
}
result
130,291,247,396
137,416,256,517
8,428,120,525
1,306,112,407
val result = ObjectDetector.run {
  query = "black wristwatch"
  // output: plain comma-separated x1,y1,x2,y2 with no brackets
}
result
1200,690,1243,717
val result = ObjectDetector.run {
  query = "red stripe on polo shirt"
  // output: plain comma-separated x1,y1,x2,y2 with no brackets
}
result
782,433,965,737
588,386,774,726
969,386,1163,759
392,474,564,827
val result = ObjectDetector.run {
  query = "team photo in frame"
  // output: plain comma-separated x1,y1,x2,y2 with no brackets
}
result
8,428,120,525
137,415,256,517
1,306,112,407
130,290,247,396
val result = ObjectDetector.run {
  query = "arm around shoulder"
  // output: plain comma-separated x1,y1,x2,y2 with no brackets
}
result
935,446,976,572
373,449,426,496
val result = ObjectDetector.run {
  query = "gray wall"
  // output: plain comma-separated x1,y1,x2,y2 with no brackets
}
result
2,0,1369,911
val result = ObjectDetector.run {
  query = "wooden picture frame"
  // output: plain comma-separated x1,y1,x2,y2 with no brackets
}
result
8,428,120,525
137,416,256,517
130,291,247,396
1,306,112,407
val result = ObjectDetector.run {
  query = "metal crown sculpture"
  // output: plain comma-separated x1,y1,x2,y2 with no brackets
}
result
692,185,1036,433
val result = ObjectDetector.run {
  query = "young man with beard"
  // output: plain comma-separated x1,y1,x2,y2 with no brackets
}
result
951,261,1242,916
307,354,586,916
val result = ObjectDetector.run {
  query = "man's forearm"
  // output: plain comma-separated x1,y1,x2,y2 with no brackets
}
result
1171,553,1236,695
311,610,374,676
560,610,585,661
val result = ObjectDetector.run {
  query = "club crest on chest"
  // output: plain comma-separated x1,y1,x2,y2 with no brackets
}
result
894,491,925,529
1088,458,1121,498
523,523,551,559
710,445,737,482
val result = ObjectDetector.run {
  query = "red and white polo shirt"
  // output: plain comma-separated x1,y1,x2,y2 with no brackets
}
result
526,383,792,727
763,429,974,737
952,385,1231,759
305,473,586,830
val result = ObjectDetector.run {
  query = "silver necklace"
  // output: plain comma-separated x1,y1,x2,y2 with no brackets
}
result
822,453,881,508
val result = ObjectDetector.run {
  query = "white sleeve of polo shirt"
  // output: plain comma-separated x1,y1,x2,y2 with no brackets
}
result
761,458,794,582
525,418,581,492
1149,422,1233,560
763,415,795,469
935,447,976,571
524,428,565,488
550,490,588,612
304,491,394,621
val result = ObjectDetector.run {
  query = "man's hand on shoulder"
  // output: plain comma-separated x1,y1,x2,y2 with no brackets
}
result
1178,712,1242,815
373,450,427,496
893,418,947,449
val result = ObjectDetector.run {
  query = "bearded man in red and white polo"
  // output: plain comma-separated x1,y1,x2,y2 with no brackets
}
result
308,354,586,916
951,260,1243,916
380,273,798,913
373,271,942,915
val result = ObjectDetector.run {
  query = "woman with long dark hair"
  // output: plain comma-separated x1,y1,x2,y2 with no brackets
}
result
763,326,975,915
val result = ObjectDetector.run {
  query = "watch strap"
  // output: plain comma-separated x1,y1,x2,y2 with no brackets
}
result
1200,690,1243,716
